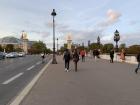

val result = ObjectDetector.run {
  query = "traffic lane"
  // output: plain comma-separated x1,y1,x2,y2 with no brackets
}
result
0,55,39,71
0,55,40,83
0,56,52,105
0,55,45,83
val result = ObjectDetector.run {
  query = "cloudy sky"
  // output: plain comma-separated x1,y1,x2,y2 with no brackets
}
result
0,0,140,49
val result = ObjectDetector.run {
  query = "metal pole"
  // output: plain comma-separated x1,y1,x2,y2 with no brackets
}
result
115,41,118,61
52,15,57,64
57,38,58,53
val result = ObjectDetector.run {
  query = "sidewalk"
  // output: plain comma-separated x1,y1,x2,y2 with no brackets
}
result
20,56,140,105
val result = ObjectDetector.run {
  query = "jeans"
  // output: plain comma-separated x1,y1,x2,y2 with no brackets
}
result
65,60,70,70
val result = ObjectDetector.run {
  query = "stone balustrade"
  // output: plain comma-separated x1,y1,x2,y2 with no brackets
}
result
100,54,138,64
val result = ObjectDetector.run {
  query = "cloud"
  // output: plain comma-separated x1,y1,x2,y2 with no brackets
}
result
53,9,121,45
107,9,121,22
97,9,121,29
128,20,140,25
46,22,53,28
29,30,50,40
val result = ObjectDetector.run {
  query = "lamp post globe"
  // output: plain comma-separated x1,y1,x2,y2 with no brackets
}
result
51,9,57,64
114,30,120,52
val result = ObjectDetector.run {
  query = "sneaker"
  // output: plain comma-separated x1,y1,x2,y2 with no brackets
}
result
67,70,69,72
65,68,67,71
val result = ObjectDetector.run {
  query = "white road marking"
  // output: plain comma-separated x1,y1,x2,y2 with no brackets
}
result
9,59,52,105
36,61,41,65
2,73,24,85
26,65,35,71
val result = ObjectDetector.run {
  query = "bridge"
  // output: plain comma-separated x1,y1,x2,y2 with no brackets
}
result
17,55,140,105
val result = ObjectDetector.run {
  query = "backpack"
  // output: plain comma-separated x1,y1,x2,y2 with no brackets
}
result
64,51,70,61
73,53,79,62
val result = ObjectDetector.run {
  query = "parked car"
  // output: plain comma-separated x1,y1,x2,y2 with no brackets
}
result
18,52,26,57
6,52,18,58
0,52,5,59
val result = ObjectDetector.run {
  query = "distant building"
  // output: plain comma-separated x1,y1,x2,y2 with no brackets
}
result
0,32,35,53
67,33,72,50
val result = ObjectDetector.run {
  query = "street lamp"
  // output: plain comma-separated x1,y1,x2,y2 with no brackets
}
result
57,38,58,54
97,36,100,50
114,30,120,52
97,36,100,45
51,9,57,64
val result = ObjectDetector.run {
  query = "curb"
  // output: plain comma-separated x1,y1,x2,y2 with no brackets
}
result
9,59,52,105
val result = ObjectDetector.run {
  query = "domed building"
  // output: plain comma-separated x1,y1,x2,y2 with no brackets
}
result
0,36,23,49
0,31,35,53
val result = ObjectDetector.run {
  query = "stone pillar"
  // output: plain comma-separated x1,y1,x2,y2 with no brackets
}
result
67,34,72,50
21,31,28,54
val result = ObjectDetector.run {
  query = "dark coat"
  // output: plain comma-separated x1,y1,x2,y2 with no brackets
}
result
110,50,114,58
73,52,79,62
137,53,140,62
63,51,71,61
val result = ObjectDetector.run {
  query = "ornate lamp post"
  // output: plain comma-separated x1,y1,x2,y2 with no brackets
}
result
97,36,100,45
114,30,120,52
57,38,58,54
97,36,100,51
51,9,57,64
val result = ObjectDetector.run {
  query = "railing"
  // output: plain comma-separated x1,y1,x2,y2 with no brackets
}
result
100,54,137,64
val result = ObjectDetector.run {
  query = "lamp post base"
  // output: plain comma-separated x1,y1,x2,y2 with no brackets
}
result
52,57,57,64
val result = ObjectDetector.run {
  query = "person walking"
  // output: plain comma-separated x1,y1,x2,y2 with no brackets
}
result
41,53,45,63
63,49,71,72
73,49,79,72
93,49,96,59
120,49,126,62
80,50,86,62
110,49,114,63
94,49,99,61
135,52,140,74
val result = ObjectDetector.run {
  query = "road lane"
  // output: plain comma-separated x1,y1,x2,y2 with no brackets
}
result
0,55,41,83
26,65,35,71
2,72,24,85
0,55,52,105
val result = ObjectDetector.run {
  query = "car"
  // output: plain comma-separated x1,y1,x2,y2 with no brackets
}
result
18,52,26,57
6,52,18,58
0,52,5,59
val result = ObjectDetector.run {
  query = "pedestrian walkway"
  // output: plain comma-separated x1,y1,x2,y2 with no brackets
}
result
20,56,140,105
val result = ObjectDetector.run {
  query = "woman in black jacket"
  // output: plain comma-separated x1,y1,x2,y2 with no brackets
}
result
135,52,140,74
73,49,79,72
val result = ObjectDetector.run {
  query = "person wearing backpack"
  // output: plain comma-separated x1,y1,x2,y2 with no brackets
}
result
73,49,79,72
63,49,71,72
110,49,114,63
135,52,140,74
41,53,45,63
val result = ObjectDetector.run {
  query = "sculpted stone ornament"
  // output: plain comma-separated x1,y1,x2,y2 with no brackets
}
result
67,33,72,50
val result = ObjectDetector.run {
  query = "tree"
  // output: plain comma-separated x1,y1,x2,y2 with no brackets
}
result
45,48,52,54
5,44,14,52
119,43,126,50
15,48,23,52
126,45,140,54
102,43,114,53
89,43,98,50
59,43,67,53
28,41,47,54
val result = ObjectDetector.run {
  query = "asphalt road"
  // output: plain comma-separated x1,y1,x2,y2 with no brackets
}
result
0,55,52,105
